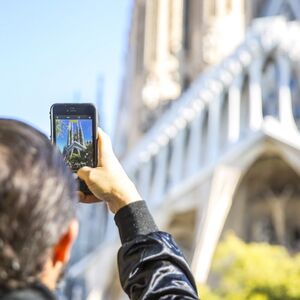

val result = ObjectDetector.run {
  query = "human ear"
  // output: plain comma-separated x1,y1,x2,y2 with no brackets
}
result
53,219,79,266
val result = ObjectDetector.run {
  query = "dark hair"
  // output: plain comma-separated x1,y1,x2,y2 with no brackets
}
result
0,119,77,289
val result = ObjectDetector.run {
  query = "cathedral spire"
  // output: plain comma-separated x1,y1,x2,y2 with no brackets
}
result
67,122,74,146
78,121,85,146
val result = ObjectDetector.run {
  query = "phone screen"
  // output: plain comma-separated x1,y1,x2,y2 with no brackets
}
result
55,115,94,172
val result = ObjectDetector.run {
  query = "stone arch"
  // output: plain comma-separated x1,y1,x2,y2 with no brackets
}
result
240,72,250,135
165,209,197,261
221,154,300,251
192,136,300,283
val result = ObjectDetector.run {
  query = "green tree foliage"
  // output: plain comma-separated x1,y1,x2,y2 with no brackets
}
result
67,143,94,170
199,234,300,300
55,119,68,137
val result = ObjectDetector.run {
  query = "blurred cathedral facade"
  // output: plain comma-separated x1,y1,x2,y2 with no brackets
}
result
65,1,300,299
114,0,300,292
115,0,300,157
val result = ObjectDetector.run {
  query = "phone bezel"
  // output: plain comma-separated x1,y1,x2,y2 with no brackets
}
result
50,103,98,170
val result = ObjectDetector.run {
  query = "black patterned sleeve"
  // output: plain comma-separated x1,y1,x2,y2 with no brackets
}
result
115,201,200,300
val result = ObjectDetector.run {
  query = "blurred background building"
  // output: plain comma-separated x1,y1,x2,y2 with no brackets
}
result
65,0,300,299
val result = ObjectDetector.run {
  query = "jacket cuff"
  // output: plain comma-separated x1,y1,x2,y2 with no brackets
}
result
114,201,158,244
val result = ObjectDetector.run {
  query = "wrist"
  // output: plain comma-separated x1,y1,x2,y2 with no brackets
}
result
108,183,142,214
109,199,141,214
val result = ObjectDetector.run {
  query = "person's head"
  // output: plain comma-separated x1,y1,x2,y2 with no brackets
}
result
0,119,78,291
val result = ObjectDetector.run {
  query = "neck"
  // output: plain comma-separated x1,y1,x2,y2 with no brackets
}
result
39,260,63,291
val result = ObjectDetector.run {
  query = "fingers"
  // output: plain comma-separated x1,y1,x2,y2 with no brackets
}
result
97,128,104,165
97,127,113,166
82,195,101,203
77,191,86,202
77,166,93,182
77,191,102,204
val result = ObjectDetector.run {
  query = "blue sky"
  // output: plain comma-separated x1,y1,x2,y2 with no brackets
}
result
0,0,132,136
56,119,93,152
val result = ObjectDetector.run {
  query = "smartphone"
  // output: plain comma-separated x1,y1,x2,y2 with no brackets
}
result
50,103,98,194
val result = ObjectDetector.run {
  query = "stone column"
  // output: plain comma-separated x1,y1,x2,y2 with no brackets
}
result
138,159,152,200
277,55,297,130
228,76,243,143
170,0,184,55
192,165,243,283
186,105,205,176
169,126,186,187
249,58,263,130
208,95,222,162
150,145,168,206
156,0,170,65
144,0,158,67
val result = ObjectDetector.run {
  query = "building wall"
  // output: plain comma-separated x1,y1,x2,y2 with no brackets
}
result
112,0,300,286
115,0,247,157
115,0,300,159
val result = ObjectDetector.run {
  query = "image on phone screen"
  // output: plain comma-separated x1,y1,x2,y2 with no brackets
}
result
55,115,94,172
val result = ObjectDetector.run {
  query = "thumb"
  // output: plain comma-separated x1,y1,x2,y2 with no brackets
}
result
77,166,93,182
